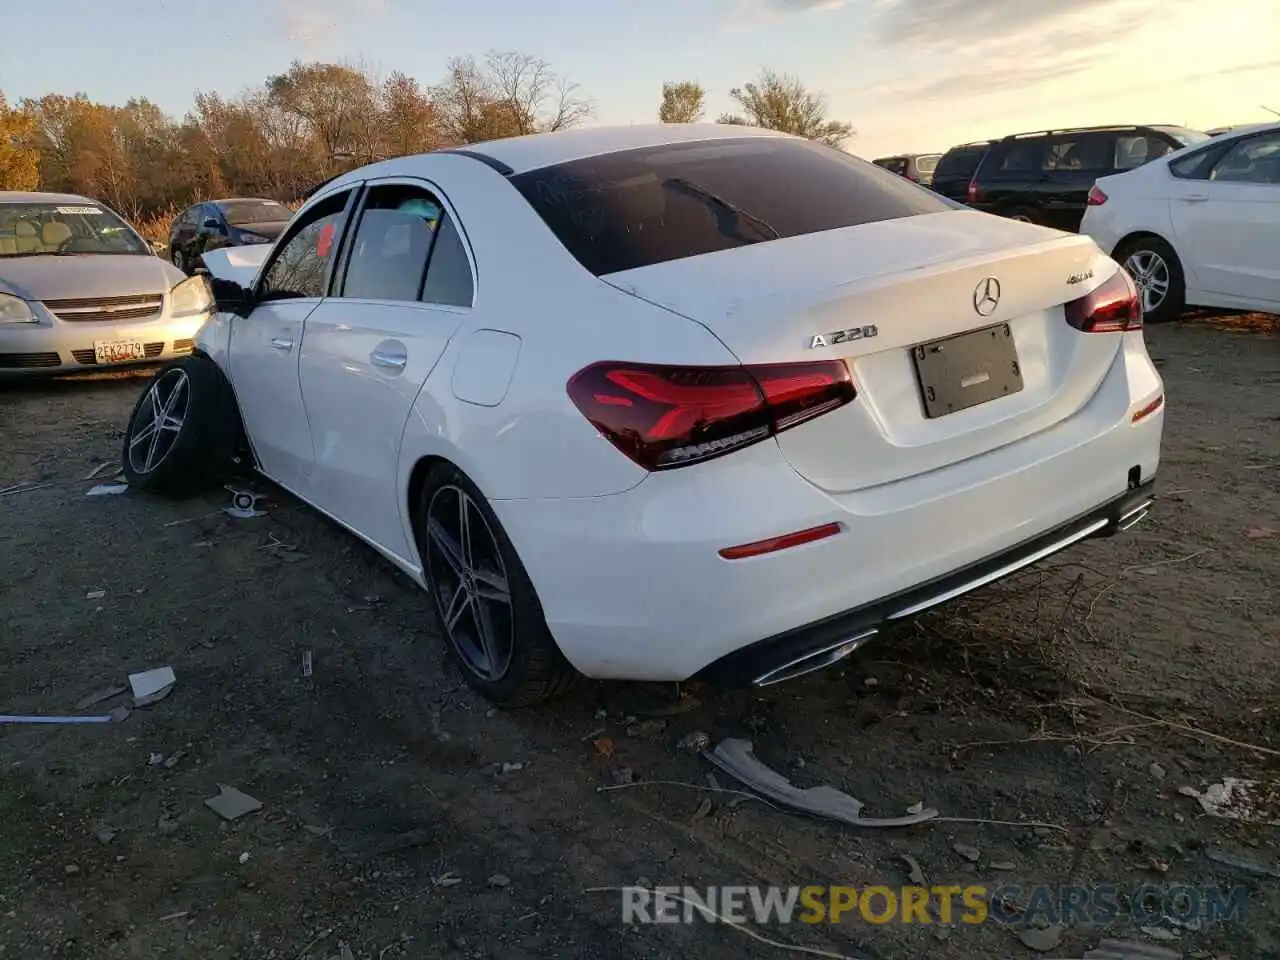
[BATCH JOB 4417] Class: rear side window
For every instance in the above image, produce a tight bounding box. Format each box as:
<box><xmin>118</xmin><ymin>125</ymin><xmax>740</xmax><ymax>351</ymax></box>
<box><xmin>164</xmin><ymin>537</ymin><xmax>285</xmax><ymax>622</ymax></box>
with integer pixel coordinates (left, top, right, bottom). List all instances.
<box><xmin>1042</xmin><ymin>134</ymin><xmax>1112</xmax><ymax>172</ymax></box>
<box><xmin>997</xmin><ymin>140</ymin><xmax>1048</xmax><ymax>173</ymax></box>
<box><xmin>914</xmin><ymin>155</ymin><xmax>940</xmax><ymax>175</ymax></box>
<box><xmin>509</xmin><ymin>137</ymin><xmax>951</xmax><ymax>276</ymax></box>
<box><xmin>934</xmin><ymin>146</ymin><xmax>987</xmax><ymax>180</ymax></box>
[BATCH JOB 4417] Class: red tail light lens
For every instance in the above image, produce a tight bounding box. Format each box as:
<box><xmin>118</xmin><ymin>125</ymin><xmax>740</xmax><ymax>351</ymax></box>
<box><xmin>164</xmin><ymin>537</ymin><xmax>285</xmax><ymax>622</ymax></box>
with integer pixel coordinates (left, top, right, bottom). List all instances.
<box><xmin>965</xmin><ymin>180</ymin><xmax>978</xmax><ymax>203</ymax></box>
<box><xmin>567</xmin><ymin>360</ymin><xmax>856</xmax><ymax>471</ymax></box>
<box><xmin>1064</xmin><ymin>269</ymin><xmax>1142</xmax><ymax>333</ymax></box>
<box><xmin>1087</xmin><ymin>185</ymin><xmax>1108</xmax><ymax>206</ymax></box>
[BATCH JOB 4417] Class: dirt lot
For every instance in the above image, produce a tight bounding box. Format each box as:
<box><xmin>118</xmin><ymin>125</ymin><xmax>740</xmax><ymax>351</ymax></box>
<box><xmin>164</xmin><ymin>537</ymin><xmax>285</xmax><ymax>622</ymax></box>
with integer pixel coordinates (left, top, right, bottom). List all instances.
<box><xmin>1</xmin><ymin>317</ymin><xmax>1277</xmax><ymax>960</ymax></box>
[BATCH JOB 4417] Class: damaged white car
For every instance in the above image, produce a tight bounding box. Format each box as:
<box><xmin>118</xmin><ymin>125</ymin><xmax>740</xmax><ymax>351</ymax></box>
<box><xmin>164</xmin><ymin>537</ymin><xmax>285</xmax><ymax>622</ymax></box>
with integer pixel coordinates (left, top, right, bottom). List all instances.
<box><xmin>119</xmin><ymin>124</ymin><xmax>1164</xmax><ymax>706</ymax></box>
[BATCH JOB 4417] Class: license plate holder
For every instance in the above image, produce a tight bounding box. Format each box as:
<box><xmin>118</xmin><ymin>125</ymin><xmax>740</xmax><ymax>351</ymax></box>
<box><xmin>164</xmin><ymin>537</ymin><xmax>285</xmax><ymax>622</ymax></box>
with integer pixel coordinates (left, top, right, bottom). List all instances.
<box><xmin>911</xmin><ymin>322</ymin><xmax>1023</xmax><ymax>419</ymax></box>
<box><xmin>93</xmin><ymin>339</ymin><xmax>147</xmax><ymax>364</ymax></box>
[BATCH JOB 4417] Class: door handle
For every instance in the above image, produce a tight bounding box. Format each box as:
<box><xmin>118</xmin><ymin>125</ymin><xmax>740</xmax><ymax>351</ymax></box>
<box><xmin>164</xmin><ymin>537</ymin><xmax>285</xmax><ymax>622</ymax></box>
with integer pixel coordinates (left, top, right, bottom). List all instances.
<box><xmin>270</xmin><ymin>336</ymin><xmax>293</xmax><ymax>350</ymax></box>
<box><xmin>371</xmin><ymin>349</ymin><xmax>407</xmax><ymax>370</ymax></box>
<box><xmin>1182</xmin><ymin>194</ymin><xmax>1210</xmax><ymax>203</ymax></box>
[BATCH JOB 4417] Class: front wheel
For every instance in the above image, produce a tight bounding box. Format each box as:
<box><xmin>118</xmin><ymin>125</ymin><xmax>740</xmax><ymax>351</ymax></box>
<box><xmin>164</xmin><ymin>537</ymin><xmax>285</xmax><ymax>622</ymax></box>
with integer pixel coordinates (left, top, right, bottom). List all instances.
<box><xmin>120</xmin><ymin>355</ymin><xmax>240</xmax><ymax>498</ymax></box>
<box><xmin>1114</xmin><ymin>236</ymin><xmax>1185</xmax><ymax>324</ymax></box>
<box><xmin>414</xmin><ymin>464</ymin><xmax>577</xmax><ymax>707</ymax></box>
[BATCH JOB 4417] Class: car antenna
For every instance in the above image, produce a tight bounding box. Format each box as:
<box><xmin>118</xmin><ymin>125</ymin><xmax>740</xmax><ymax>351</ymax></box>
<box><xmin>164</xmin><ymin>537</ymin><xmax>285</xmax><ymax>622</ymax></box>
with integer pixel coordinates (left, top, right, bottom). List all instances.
<box><xmin>1261</xmin><ymin>104</ymin><xmax>1280</xmax><ymax>118</ymax></box>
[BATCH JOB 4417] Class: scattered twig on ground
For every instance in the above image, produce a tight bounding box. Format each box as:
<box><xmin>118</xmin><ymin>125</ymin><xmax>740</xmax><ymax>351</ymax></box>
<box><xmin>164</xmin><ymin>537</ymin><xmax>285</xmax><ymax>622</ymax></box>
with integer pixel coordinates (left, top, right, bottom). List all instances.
<box><xmin>1080</xmin><ymin>695</ymin><xmax>1280</xmax><ymax>760</ymax></box>
<box><xmin>0</xmin><ymin>481</ymin><xmax>51</xmax><ymax>497</ymax></box>
<box><xmin>583</xmin><ymin>887</ymin><xmax>860</xmax><ymax>959</ymax></box>
<box><xmin>1084</xmin><ymin>548</ymin><xmax>1214</xmax><ymax>641</ymax></box>
<box><xmin>929</xmin><ymin>816</ymin><xmax>1070</xmax><ymax>834</ymax></box>
<box><xmin>951</xmin><ymin>721</ymin><xmax>1164</xmax><ymax>757</ymax></box>
<box><xmin>596</xmin><ymin>779</ymin><xmax>776</xmax><ymax>808</ymax></box>
<box><xmin>293</xmin><ymin>926</ymin><xmax>334</xmax><ymax>959</ymax></box>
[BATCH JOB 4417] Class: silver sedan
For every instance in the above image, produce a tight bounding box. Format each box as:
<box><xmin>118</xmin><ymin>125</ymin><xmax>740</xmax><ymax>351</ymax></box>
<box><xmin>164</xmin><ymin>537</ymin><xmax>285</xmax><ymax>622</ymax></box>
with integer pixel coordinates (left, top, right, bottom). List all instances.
<box><xmin>0</xmin><ymin>192</ymin><xmax>212</xmax><ymax>377</ymax></box>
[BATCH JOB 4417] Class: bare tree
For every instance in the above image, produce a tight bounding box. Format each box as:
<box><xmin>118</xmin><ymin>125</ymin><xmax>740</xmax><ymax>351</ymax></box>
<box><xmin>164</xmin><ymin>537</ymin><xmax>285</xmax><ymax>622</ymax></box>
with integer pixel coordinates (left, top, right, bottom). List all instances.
<box><xmin>432</xmin><ymin>51</ymin><xmax>593</xmax><ymax>144</ymax></box>
<box><xmin>718</xmin><ymin>69</ymin><xmax>853</xmax><ymax>147</ymax></box>
<box><xmin>658</xmin><ymin>81</ymin><xmax>706</xmax><ymax>124</ymax></box>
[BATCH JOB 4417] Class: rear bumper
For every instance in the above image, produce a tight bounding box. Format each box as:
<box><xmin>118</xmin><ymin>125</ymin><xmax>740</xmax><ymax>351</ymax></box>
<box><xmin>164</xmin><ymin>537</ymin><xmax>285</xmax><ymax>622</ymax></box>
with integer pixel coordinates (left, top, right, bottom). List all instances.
<box><xmin>697</xmin><ymin>478</ymin><xmax>1154</xmax><ymax>687</ymax></box>
<box><xmin>493</xmin><ymin>333</ymin><xmax>1163</xmax><ymax>684</ymax></box>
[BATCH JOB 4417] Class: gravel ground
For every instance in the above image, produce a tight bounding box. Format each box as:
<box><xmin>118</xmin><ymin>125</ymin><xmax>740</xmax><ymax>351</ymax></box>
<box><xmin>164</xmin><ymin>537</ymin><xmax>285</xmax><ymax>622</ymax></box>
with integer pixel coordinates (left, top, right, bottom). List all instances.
<box><xmin>1</xmin><ymin>316</ymin><xmax>1277</xmax><ymax>960</ymax></box>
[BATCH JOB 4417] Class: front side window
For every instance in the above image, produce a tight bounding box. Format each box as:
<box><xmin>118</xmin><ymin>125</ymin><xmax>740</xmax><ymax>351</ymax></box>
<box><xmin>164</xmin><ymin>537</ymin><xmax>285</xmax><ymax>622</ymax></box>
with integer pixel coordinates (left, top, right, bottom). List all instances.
<box><xmin>258</xmin><ymin>190</ymin><xmax>350</xmax><ymax>301</ymax></box>
<box><xmin>1210</xmin><ymin>133</ymin><xmax>1280</xmax><ymax>185</ymax></box>
<box><xmin>509</xmin><ymin>136</ymin><xmax>951</xmax><ymax>276</ymax></box>
<box><xmin>0</xmin><ymin>201</ymin><xmax>149</xmax><ymax>257</ymax></box>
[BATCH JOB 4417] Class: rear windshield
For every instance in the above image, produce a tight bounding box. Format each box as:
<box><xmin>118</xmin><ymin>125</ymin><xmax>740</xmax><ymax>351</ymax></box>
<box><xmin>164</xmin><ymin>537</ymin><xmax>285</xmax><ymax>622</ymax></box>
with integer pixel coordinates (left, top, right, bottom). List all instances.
<box><xmin>914</xmin><ymin>154</ymin><xmax>941</xmax><ymax>174</ymax></box>
<box><xmin>509</xmin><ymin>137</ymin><xmax>952</xmax><ymax>276</ymax></box>
<box><xmin>934</xmin><ymin>146</ymin><xmax>988</xmax><ymax>180</ymax></box>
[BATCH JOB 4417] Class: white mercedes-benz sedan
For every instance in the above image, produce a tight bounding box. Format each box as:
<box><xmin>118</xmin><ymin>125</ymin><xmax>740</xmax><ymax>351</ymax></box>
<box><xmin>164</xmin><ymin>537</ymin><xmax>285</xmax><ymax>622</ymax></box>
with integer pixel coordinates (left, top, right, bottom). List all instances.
<box><xmin>118</xmin><ymin>124</ymin><xmax>1164</xmax><ymax>706</ymax></box>
<box><xmin>1081</xmin><ymin>121</ymin><xmax>1280</xmax><ymax>323</ymax></box>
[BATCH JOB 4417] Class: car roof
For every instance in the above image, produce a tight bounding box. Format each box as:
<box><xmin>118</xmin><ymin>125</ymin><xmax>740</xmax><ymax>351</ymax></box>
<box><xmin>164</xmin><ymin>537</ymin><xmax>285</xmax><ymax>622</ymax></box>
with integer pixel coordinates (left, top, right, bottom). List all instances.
<box><xmin>0</xmin><ymin>191</ymin><xmax>98</xmax><ymax>204</ymax></box>
<box><xmin>210</xmin><ymin>197</ymin><xmax>288</xmax><ymax>206</ymax></box>
<box><xmin>327</xmin><ymin>124</ymin><xmax>796</xmax><ymax>187</ymax></box>
<box><xmin>454</xmin><ymin>123</ymin><xmax>794</xmax><ymax>174</ymax></box>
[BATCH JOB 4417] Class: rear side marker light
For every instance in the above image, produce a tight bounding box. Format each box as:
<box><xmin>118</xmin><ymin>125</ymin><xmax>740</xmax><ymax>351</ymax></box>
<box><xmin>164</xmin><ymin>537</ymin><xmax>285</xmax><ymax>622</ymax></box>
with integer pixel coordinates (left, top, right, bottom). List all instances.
<box><xmin>719</xmin><ymin>522</ymin><xmax>842</xmax><ymax>560</ymax></box>
<box><xmin>965</xmin><ymin>179</ymin><xmax>978</xmax><ymax>203</ymax></box>
<box><xmin>1065</xmin><ymin>269</ymin><xmax>1143</xmax><ymax>333</ymax></box>
<box><xmin>1087</xmin><ymin>185</ymin><xmax>1108</xmax><ymax>206</ymax></box>
<box><xmin>1131</xmin><ymin>394</ymin><xmax>1164</xmax><ymax>423</ymax></box>
<box><xmin>567</xmin><ymin>359</ymin><xmax>856</xmax><ymax>471</ymax></box>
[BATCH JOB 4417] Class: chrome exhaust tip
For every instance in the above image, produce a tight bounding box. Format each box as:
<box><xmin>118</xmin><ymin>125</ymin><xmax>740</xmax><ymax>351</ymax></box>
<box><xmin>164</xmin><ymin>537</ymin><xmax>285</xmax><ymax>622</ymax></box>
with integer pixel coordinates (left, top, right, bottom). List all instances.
<box><xmin>1118</xmin><ymin>499</ymin><xmax>1153</xmax><ymax>532</ymax></box>
<box><xmin>753</xmin><ymin>629</ymin><xmax>879</xmax><ymax>687</ymax></box>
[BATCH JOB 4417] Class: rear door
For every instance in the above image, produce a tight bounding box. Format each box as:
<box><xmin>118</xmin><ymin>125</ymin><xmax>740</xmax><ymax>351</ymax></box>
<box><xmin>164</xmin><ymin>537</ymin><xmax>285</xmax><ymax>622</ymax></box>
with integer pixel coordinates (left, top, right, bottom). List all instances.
<box><xmin>229</xmin><ymin>187</ymin><xmax>358</xmax><ymax>492</ymax></box>
<box><xmin>976</xmin><ymin>138</ymin><xmax>1050</xmax><ymax>217</ymax></box>
<box><xmin>1038</xmin><ymin>132</ymin><xmax>1115</xmax><ymax>232</ymax></box>
<box><xmin>1170</xmin><ymin>130</ymin><xmax>1280</xmax><ymax>307</ymax></box>
<box><xmin>298</xmin><ymin>178</ymin><xmax>475</xmax><ymax>560</ymax></box>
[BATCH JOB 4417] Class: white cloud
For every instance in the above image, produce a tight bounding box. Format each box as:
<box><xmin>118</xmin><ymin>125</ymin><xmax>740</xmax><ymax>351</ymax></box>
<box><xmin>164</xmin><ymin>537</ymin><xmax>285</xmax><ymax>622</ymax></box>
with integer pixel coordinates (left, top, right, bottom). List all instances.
<box><xmin>271</xmin><ymin>0</ymin><xmax>387</xmax><ymax>47</ymax></box>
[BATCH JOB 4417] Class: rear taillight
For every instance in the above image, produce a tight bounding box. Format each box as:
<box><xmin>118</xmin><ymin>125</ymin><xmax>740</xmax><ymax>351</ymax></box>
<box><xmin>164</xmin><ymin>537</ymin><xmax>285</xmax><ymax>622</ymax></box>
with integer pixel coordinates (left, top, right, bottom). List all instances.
<box><xmin>1064</xmin><ymin>269</ymin><xmax>1142</xmax><ymax>333</ymax></box>
<box><xmin>1087</xmin><ymin>185</ymin><xmax>1108</xmax><ymax>206</ymax></box>
<box><xmin>965</xmin><ymin>179</ymin><xmax>978</xmax><ymax>203</ymax></box>
<box><xmin>566</xmin><ymin>360</ymin><xmax>856</xmax><ymax>471</ymax></box>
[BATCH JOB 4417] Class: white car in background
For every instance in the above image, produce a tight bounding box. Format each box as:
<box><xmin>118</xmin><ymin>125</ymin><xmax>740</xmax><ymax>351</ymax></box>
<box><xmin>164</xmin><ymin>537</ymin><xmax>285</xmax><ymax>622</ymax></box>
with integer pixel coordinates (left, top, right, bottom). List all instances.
<box><xmin>1081</xmin><ymin>121</ymin><xmax>1280</xmax><ymax>323</ymax></box>
<box><xmin>117</xmin><ymin>124</ymin><xmax>1164</xmax><ymax>706</ymax></box>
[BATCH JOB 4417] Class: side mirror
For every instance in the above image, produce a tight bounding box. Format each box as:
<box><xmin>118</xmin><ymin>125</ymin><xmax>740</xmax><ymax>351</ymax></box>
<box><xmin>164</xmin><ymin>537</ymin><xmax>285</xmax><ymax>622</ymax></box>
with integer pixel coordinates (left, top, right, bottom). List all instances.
<box><xmin>206</xmin><ymin>274</ymin><xmax>253</xmax><ymax>316</ymax></box>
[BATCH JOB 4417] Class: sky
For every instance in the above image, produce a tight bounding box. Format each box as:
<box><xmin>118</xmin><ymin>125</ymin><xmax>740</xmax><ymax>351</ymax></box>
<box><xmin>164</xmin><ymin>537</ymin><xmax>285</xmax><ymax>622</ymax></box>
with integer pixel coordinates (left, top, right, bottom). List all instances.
<box><xmin>3</xmin><ymin>0</ymin><xmax>1279</xmax><ymax>159</ymax></box>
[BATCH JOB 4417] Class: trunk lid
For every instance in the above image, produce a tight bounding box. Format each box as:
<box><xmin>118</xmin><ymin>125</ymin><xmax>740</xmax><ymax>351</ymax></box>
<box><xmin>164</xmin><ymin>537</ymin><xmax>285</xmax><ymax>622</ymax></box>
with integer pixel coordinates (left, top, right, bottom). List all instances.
<box><xmin>602</xmin><ymin>209</ymin><xmax>1121</xmax><ymax>494</ymax></box>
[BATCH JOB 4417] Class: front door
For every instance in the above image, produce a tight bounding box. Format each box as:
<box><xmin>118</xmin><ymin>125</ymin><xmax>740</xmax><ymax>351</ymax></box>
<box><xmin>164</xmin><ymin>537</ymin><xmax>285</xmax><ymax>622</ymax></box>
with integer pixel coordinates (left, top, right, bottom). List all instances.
<box><xmin>298</xmin><ymin>178</ymin><xmax>476</xmax><ymax>561</ymax></box>
<box><xmin>228</xmin><ymin>187</ymin><xmax>358</xmax><ymax>493</ymax></box>
<box><xmin>1170</xmin><ymin>130</ymin><xmax>1280</xmax><ymax>308</ymax></box>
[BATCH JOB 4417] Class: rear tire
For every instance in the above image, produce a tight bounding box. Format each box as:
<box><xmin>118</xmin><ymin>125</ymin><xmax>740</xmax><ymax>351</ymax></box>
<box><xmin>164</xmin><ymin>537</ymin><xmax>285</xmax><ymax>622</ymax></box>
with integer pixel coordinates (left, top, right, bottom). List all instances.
<box><xmin>414</xmin><ymin>463</ymin><xmax>577</xmax><ymax>708</ymax></box>
<box><xmin>1004</xmin><ymin>206</ymin><xmax>1041</xmax><ymax>225</ymax></box>
<box><xmin>1113</xmin><ymin>235</ymin><xmax>1185</xmax><ymax>324</ymax></box>
<box><xmin>120</xmin><ymin>355</ymin><xmax>240</xmax><ymax>498</ymax></box>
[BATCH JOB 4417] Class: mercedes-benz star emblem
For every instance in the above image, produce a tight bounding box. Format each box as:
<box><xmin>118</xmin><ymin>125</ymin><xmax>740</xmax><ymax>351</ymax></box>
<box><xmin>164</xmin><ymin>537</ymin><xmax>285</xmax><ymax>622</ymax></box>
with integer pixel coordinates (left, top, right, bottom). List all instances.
<box><xmin>973</xmin><ymin>277</ymin><xmax>1001</xmax><ymax>317</ymax></box>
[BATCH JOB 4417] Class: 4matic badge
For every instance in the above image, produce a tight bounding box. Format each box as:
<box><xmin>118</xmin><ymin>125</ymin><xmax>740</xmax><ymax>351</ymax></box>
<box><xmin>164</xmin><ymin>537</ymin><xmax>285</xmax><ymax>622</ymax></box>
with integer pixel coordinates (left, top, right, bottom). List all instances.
<box><xmin>806</xmin><ymin>325</ymin><xmax>879</xmax><ymax>349</ymax></box>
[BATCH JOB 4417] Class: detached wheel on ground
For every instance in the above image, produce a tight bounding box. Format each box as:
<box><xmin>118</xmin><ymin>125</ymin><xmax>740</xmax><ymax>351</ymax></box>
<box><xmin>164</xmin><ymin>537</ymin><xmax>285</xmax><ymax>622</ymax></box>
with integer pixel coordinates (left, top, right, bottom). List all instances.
<box><xmin>414</xmin><ymin>463</ymin><xmax>577</xmax><ymax>707</ymax></box>
<box><xmin>120</xmin><ymin>355</ymin><xmax>240</xmax><ymax>497</ymax></box>
<box><xmin>1114</xmin><ymin>235</ymin><xmax>1185</xmax><ymax>324</ymax></box>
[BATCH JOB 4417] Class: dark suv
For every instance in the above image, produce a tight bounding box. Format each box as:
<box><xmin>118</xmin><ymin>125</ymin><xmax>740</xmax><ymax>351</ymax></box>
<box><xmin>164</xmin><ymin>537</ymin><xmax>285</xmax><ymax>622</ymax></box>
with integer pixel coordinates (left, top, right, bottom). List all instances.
<box><xmin>933</xmin><ymin>125</ymin><xmax>1210</xmax><ymax>231</ymax></box>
